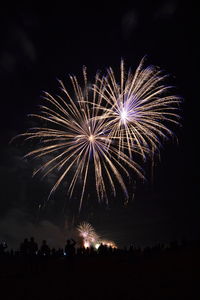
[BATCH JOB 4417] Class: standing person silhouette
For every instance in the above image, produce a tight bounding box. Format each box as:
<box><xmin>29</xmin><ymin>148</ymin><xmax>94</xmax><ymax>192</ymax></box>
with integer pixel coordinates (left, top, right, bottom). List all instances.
<box><xmin>29</xmin><ymin>237</ymin><xmax>38</xmax><ymax>256</ymax></box>
<box><xmin>65</xmin><ymin>239</ymin><xmax>76</xmax><ymax>257</ymax></box>
<box><xmin>40</xmin><ymin>240</ymin><xmax>50</xmax><ymax>257</ymax></box>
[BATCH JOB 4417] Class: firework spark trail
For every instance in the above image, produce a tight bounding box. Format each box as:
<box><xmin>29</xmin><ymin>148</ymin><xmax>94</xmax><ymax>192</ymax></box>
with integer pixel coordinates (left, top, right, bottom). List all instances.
<box><xmin>92</xmin><ymin>57</ymin><xmax>182</xmax><ymax>160</ymax></box>
<box><xmin>15</xmin><ymin>68</ymin><xmax>144</xmax><ymax>210</ymax></box>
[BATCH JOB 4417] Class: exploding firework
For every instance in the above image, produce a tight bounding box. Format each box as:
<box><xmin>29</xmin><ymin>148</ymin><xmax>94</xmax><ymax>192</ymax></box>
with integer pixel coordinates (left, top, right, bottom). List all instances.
<box><xmin>15</xmin><ymin>67</ymin><xmax>144</xmax><ymax>209</ymax></box>
<box><xmin>13</xmin><ymin>58</ymin><xmax>181</xmax><ymax>209</ymax></box>
<box><xmin>77</xmin><ymin>222</ymin><xmax>99</xmax><ymax>247</ymax></box>
<box><xmin>77</xmin><ymin>222</ymin><xmax>118</xmax><ymax>249</ymax></box>
<box><xmin>93</xmin><ymin>57</ymin><xmax>182</xmax><ymax>159</ymax></box>
<box><xmin>77</xmin><ymin>222</ymin><xmax>117</xmax><ymax>249</ymax></box>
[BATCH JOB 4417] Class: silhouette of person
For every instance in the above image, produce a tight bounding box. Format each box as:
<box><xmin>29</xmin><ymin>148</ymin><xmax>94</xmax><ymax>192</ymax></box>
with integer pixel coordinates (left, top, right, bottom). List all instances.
<box><xmin>29</xmin><ymin>237</ymin><xmax>38</xmax><ymax>256</ymax></box>
<box><xmin>40</xmin><ymin>240</ymin><xmax>50</xmax><ymax>257</ymax></box>
<box><xmin>98</xmin><ymin>243</ymin><xmax>107</xmax><ymax>255</ymax></box>
<box><xmin>65</xmin><ymin>239</ymin><xmax>76</xmax><ymax>257</ymax></box>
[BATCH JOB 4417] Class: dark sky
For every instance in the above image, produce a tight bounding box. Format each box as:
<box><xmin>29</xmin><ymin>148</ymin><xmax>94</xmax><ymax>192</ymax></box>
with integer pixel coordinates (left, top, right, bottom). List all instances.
<box><xmin>0</xmin><ymin>1</ymin><xmax>199</xmax><ymax>249</ymax></box>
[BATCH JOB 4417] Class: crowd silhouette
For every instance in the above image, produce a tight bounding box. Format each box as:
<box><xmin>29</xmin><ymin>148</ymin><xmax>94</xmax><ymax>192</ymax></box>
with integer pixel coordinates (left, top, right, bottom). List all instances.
<box><xmin>0</xmin><ymin>237</ymin><xmax>199</xmax><ymax>299</ymax></box>
<box><xmin>0</xmin><ymin>237</ymin><xmax>200</xmax><ymax>260</ymax></box>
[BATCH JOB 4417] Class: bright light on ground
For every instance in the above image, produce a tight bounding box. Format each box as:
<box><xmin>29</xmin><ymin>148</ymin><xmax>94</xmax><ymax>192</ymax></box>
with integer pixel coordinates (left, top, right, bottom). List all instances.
<box><xmin>84</xmin><ymin>241</ymin><xmax>90</xmax><ymax>248</ymax></box>
<box><xmin>95</xmin><ymin>243</ymin><xmax>100</xmax><ymax>249</ymax></box>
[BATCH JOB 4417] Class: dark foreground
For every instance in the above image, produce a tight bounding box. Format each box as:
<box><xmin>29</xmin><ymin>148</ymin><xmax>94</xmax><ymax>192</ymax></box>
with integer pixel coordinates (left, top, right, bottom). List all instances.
<box><xmin>0</xmin><ymin>243</ymin><xmax>200</xmax><ymax>300</ymax></box>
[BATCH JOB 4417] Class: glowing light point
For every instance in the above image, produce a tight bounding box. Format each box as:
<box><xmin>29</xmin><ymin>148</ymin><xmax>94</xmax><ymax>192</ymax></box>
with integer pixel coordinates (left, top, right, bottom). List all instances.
<box><xmin>88</xmin><ymin>135</ymin><xmax>94</xmax><ymax>142</ymax></box>
<box><xmin>120</xmin><ymin>108</ymin><xmax>128</xmax><ymax>123</ymax></box>
<box><xmin>95</xmin><ymin>243</ymin><xmax>100</xmax><ymax>249</ymax></box>
<box><xmin>84</xmin><ymin>241</ymin><xmax>90</xmax><ymax>248</ymax></box>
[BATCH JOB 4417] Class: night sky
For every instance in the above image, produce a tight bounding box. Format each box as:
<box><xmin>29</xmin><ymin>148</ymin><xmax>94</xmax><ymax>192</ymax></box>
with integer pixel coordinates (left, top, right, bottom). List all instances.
<box><xmin>0</xmin><ymin>1</ymin><xmax>199</xmax><ymax>249</ymax></box>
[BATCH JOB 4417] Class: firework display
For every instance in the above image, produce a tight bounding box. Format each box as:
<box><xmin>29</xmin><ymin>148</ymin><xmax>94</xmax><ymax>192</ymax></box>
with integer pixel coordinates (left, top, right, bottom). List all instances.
<box><xmin>15</xmin><ymin>58</ymin><xmax>181</xmax><ymax>208</ymax></box>
<box><xmin>77</xmin><ymin>222</ymin><xmax>99</xmax><ymax>248</ymax></box>
<box><xmin>93</xmin><ymin>57</ymin><xmax>181</xmax><ymax>159</ymax></box>
<box><xmin>77</xmin><ymin>222</ymin><xmax>117</xmax><ymax>249</ymax></box>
